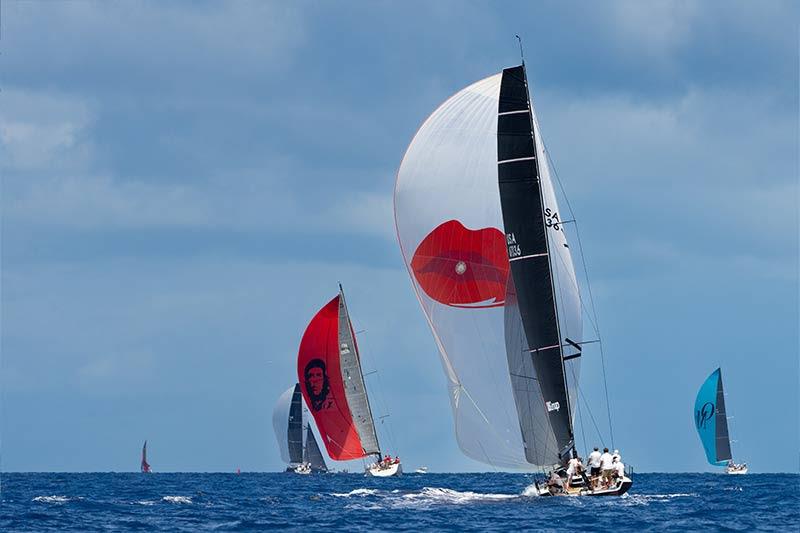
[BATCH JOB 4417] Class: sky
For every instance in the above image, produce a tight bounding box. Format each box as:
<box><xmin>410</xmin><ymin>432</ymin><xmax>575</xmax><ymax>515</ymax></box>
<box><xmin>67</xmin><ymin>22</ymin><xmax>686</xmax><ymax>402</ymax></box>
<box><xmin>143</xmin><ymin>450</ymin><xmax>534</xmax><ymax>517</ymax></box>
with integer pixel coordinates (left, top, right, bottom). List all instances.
<box><xmin>1</xmin><ymin>1</ymin><xmax>797</xmax><ymax>473</ymax></box>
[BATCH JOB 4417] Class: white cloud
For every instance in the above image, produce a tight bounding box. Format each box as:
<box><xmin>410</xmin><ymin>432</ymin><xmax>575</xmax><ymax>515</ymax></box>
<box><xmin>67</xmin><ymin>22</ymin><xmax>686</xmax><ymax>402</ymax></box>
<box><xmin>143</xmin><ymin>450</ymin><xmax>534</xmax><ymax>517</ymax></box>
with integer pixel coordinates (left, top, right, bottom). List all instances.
<box><xmin>0</xmin><ymin>89</ymin><xmax>92</xmax><ymax>171</ymax></box>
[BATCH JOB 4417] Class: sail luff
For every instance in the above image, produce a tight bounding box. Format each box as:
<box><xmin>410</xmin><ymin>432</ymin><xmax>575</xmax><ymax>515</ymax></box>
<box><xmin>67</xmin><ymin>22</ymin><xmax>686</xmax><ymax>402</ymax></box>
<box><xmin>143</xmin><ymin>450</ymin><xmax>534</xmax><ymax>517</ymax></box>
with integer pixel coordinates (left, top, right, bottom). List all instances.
<box><xmin>337</xmin><ymin>285</ymin><xmax>381</xmax><ymax>457</ymax></box>
<box><xmin>497</xmin><ymin>64</ymin><xmax>574</xmax><ymax>465</ymax></box>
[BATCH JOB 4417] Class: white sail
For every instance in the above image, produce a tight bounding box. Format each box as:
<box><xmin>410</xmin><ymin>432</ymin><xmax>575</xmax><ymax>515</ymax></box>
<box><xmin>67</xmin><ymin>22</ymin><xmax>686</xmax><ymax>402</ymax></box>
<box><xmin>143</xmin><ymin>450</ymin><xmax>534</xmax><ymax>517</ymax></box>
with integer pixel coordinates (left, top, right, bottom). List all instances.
<box><xmin>394</xmin><ymin>70</ymin><xmax>582</xmax><ymax>469</ymax></box>
<box><xmin>532</xmin><ymin>103</ymin><xmax>582</xmax><ymax>420</ymax></box>
<box><xmin>395</xmin><ymin>74</ymin><xmax>528</xmax><ymax>468</ymax></box>
<box><xmin>272</xmin><ymin>385</ymin><xmax>295</xmax><ymax>464</ymax></box>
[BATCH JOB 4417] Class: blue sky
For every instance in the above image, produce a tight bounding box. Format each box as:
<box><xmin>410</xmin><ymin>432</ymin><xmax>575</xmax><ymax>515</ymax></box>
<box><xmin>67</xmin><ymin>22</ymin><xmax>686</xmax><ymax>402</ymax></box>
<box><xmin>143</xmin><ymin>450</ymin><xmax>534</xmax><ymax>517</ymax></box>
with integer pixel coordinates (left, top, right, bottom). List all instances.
<box><xmin>1</xmin><ymin>1</ymin><xmax>797</xmax><ymax>473</ymax></box>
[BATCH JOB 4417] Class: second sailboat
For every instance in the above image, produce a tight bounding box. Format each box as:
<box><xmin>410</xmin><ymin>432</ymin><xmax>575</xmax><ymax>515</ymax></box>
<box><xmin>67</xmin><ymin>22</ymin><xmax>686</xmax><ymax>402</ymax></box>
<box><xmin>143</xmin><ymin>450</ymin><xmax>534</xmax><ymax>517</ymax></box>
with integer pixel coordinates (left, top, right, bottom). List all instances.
<box><xmin>297</xmin><ymin>285</ymin><xmax>401</xmax><ymax>477</ymax></box>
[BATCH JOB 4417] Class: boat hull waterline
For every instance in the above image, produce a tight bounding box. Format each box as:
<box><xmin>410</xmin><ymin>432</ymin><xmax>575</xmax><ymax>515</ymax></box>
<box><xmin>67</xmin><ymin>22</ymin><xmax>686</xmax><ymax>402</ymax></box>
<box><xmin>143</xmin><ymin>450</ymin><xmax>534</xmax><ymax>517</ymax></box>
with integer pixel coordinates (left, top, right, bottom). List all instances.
<box><xmin>366</xmin><ymin>462</ymin><xmax>402</xmax><ymax>477</ymax></box>
<box><xmin>535</xmin><ymin>476</ymin><xmax>633</xmax><ymax>497</ymax></box>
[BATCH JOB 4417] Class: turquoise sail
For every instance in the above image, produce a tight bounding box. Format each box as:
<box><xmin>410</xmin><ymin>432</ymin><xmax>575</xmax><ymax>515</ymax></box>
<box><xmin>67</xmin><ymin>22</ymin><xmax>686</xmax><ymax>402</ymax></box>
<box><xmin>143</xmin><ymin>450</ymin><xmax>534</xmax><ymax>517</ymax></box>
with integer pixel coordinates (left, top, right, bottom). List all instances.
<box><xmin>694</xmin><ymin>368</ymin><xmax>732</xmax><ymax>466</ymax></box>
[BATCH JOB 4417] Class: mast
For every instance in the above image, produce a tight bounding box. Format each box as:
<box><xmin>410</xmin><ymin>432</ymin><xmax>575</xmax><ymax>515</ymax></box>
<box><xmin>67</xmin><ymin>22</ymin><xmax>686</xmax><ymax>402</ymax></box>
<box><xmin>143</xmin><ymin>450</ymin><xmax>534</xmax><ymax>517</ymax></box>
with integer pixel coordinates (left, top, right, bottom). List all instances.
<box><xmin>497</xmin><ymin>63</ymin><xmax>574</xmax><ymax>465</ymax></box>
<box><xmin>338</xmin><ymin>283</ymin><xmax>382</xmax><ymax>459</ymax></box>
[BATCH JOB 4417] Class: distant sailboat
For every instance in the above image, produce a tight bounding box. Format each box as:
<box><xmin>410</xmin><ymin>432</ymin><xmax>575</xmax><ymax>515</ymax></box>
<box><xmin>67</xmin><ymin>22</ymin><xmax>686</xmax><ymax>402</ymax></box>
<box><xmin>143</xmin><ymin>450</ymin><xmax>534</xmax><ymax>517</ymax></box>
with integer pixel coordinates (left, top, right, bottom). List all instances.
<box><xmin>394</xmin><ymin>61</ymin><xmax>629</xmax><ymax>496</ymax></box>
<box><xmin>272</xmin><ymin>383</ymin><xmax>328</xmax><ymax>474</ymax></box>
<box><xmin>141</xmin><ymin>440</ymin><xmax>151</xmax><ymax>473</ymax></box>
<box><xmin>297</xmin><ymin>285</ymin><xmax>402</xmax><ymax>477</ymax></box>
<box><xmin>694</xmin><ymin>368</ymin><xmax>747</xmax><ymax>474</ymax></box>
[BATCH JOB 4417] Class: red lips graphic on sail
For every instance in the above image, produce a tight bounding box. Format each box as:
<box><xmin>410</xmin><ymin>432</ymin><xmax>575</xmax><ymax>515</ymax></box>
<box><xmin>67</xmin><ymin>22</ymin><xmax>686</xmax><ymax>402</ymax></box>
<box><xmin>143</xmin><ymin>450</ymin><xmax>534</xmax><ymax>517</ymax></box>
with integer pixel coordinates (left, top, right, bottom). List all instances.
<box><xmin>411</xmin><ymin>220</ymin><xmax>509</xmax><ymax>308</ymax></box>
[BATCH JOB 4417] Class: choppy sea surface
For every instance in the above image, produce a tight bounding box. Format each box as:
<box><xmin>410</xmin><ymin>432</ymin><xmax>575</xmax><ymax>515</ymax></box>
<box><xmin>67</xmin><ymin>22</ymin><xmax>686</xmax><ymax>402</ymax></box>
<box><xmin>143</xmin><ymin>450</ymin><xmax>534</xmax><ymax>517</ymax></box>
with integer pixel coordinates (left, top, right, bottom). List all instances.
<box><xmin>2</xmin><ymin>472</ymin><xmax>798</xmax><ymax>531</ymax></box>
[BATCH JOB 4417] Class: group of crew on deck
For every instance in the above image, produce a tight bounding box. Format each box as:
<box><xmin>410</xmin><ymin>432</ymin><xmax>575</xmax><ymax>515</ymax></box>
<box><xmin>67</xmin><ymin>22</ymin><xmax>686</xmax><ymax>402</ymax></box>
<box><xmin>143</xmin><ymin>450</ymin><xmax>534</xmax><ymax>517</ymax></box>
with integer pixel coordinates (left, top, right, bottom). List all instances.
<box><xmin>377</xmin><ymin>454</ymin><xmax>400</xmax><ymax>469</ymax></box>
<box><xmin>547</xmin><ymin>447</ymin><xmax>625</xmax><ymax>494</ymax></box>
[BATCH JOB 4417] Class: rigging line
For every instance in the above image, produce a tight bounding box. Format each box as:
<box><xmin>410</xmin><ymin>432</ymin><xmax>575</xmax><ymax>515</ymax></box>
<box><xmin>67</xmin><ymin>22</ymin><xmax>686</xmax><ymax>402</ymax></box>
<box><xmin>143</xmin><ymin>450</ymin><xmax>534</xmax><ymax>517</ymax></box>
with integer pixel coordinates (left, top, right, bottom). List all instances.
<box><xmin>567</xmin><ymin>355</ymin><xmax>588</xmax><ymax>456</ymax></box>
<box><xmin>575</xmin><ymin>378</ymin><xmax>607</xmax><ymax>447</ymax></box>
<box><xmin>576</xmin><ymin>389</ymin><xmax>588</xmax><ymax>457</ymax></box>
<box><xmin>541</xmin><ymin>142</ymin><xmax>602</xmax><ymax>337</ymax></box>
<box><xmin>543</xmin><ymin>142</ymin><xmax>615</xmax><ymax>449</ymax></box>
<box><xmin>357</xmin><ymin>329</ymin><xmax>399</xmax><ymax>454</ymax></box>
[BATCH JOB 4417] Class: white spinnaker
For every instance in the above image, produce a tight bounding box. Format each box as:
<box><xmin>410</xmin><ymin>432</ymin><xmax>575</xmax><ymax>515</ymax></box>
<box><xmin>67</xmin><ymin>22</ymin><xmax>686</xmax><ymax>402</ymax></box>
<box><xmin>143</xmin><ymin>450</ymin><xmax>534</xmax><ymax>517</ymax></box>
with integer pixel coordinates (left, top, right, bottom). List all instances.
<box><xmin>395</xmin><ymin>71</ymin><xmax>584</xmax><ymax>468</ymax></box>
<box><xmin>395</xmin><ymin>74</ymin><xmax>531</xmax><ymax>469</ymax></box>
<box><xmin>272</xmin><ymin>385</ymin><xmax>295</xmax><ymax>464</ymax></box>
<box><xmin>531</xmin><ymin>102</ymin><xmax>583</xmax><ymax>422</ymax></box>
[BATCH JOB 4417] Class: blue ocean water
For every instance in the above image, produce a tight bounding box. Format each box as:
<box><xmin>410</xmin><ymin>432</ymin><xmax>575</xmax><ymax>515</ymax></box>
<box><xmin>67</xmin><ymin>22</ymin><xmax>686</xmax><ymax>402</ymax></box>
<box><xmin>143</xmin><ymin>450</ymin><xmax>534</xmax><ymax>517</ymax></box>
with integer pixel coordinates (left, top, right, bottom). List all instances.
<box><xmin>1</xmin><ymin>472</ymin><xmax>798</xmax><ymax>531</ymax></box>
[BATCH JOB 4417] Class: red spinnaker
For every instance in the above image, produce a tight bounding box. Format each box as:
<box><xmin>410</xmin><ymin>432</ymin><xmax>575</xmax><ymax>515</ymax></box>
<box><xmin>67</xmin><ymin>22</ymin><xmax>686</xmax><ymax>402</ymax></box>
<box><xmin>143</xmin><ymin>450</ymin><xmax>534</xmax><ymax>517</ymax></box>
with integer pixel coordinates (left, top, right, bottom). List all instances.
<box><xmin>297</xmin><ymin>296</ymin><xmax>366</xmax><ymax>460</ymax></box>
<box><xmin>411</xmin><ymin>220</ymin><xmax>509</xmax><ymax>308</ymax></box>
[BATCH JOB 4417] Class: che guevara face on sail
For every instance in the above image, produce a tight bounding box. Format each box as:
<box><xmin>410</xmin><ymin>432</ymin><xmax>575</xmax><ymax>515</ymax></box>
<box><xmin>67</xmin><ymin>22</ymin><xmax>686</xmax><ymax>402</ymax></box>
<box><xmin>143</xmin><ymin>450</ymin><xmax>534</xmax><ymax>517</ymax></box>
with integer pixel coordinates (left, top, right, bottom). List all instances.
<box><xmin>304</xmin><ymin>358</ymin><xmax>334</xmax><ymax>411</ymax></box>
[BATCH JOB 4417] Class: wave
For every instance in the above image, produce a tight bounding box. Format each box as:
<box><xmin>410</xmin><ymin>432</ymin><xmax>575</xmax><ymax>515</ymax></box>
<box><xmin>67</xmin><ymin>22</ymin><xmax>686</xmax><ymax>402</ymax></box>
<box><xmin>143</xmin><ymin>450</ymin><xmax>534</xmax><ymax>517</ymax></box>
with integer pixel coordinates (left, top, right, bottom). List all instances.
<box><xmin>162</xmin><ymin>495</ymin><xmax>193</xmax><ymax>504</ymax></box>
<box><xmin>619</xmin><ymin>493</ymin><xmax>696</xmax><ymax>506</ymax></box>
<box><xmin>330</xmin><ymin>488</ymin><xmax>379</xmax><ymax>498</ymax></box>
<box><xmin>32</xmin><ymin>495</ymin><xmax>77</xmax><ymax>504</ymax></box>
<box><xmin>396</xmin><ymin>487</ymin><xmax>517</xmax><ymax>508</ymax></box>
<box><xmin>521</xmin><ymin>483</ymin><xmax>541</xmax><ymax>497</ymax></box>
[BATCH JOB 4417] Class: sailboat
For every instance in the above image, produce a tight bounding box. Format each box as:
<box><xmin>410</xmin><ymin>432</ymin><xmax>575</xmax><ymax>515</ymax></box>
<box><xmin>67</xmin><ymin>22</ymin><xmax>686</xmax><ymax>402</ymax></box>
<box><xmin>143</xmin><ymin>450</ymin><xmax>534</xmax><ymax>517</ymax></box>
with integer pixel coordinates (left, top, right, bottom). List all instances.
<box><xmin>272</xmin><ymin>383</ymin><xmax>329</xmax><ymax>474</ymax></box>
<box><xmin>141</xmin><ymin>440</ymin><xmax>151</xmax><ymax>473</ymax></box>
<box><xmin>297</xmin><ymin>284</ymin><xmax>402</xmax><ymax>477</ymax></box>
<box><xmin>694</xmin><ymin>368</ymin><xmax>747</xmax><ymax>474</ymax></box>
<box><xmin>394</xmin><ymin>61</ymin><xmax>630</xmax><ymax>496</ymax></box>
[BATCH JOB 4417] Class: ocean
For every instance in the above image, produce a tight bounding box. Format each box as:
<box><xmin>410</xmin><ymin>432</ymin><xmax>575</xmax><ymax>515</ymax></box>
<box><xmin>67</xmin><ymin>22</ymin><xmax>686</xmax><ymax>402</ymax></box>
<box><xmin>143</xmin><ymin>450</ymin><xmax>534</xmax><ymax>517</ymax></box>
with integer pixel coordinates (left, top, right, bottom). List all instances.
<box><xmin>2</xmin><ymin>472</ymin><xmax>798</xmax><ymax>531</ymax></box>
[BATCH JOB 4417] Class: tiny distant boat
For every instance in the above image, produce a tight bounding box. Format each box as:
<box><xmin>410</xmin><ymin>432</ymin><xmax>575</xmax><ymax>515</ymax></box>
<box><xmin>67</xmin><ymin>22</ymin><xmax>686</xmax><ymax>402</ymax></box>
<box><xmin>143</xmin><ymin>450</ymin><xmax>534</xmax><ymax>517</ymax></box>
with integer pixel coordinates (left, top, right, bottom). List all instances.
<box><xmin>272</xmin><ymin>383</ymin><xmax>329</xmax><ymax>474</ymax></box>
<box><xmin>695</xmin><ymin>368</ymin><xmax>747</xmax><ymax>474</ymax></box>
<box><xmin>297</xmin><ymin>284</ymin><xmax>402</xmax><ymax>477</ymax></box>
<box><xmin>395</xmin><ymin>58</ymin><xmax>630</xmax><ymax>497</ymax></box>
<box><xmin>141</xmin><ymin>440</ymin><xmax>151</xmax><ymax>473</ymax></box>
<box><xmin>414</xmin><ymin>467</ymin><xmax>428</xmax><ymax>474</ymax></box>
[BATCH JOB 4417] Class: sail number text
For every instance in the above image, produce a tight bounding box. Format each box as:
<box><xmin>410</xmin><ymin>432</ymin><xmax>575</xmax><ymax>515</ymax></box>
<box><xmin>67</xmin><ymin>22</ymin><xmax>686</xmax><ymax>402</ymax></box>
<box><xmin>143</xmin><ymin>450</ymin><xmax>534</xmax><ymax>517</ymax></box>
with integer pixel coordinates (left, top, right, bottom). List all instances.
<box><xmin>506</xmin><ymin>233</ymin><xmax>521</xmax><ymax>259</ymax></box>
<box><xmin>545</xmin><ymin>208</ymin><xmax>562</xmax><ymax>231</ymax></box>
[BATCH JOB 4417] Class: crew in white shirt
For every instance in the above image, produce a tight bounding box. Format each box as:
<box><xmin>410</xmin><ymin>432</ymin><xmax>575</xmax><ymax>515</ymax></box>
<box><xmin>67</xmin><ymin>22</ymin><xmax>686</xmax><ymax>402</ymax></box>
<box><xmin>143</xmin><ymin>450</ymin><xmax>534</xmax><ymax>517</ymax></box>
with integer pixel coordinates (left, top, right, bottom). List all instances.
<box><xmin>613</xmin><ymin>456</ymin><xmax>625</xmax><ymax>479</ymax></box>
<box><xmin>600</xmin><ymin>447</ymin><xmax>615</xmax><ymax>486</ymax></box>
<box><xmin>587</xmin><ymin>447</ymin><xmax>602</xmax><ymax>478</ymax></box>
<box><xmin>565</xmin><ymin>453</ymin><xmax>583</xmax><ymax>489</ymax></box>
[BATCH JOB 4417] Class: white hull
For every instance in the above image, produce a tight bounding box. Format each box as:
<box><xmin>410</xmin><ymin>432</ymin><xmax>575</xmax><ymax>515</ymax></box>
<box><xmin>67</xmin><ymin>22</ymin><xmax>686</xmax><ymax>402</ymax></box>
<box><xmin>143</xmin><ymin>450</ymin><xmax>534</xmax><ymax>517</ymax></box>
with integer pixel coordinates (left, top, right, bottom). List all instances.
<box><xmin>726</xmin><ymin>466</ymin><xmax>748</xmax><ymax>475</ymax></box>
<box><xmin>293</xmin><ymin>463</ymin><xmax>312</xmax><ymax>475</ymax></box>
<box><xmin>366</xmin><ymin>462</ymin><xmax>402</xmax><ymax>477</ymax></box>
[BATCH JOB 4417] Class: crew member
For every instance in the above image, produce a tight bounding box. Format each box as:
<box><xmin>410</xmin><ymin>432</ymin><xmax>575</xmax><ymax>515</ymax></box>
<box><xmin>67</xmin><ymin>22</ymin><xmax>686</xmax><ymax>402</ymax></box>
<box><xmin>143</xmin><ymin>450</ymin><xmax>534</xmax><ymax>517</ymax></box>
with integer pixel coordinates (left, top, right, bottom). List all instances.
<box><xmin>587</xmin><ymin>447</ymin><xmax>602</xmax><ymax>483</ymax></box>
<box><xmin>600</xmin><ymin>447</ymin><xmax>614</xmax><ymax>487</ymax></box>
<box><xmin>613</xmin><ymin>456</ymin><xmax>625</xmax><ymax>481</ymax></box>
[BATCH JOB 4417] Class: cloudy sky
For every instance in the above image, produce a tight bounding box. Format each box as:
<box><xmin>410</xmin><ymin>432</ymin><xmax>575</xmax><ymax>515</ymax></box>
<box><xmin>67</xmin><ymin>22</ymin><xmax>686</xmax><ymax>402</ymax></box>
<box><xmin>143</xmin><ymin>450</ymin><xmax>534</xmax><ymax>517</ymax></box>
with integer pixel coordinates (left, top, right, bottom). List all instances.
<box><xmin>2</xmin><ymin>1</ymin><xmax>797</xmax><ymax>473</ymax></box>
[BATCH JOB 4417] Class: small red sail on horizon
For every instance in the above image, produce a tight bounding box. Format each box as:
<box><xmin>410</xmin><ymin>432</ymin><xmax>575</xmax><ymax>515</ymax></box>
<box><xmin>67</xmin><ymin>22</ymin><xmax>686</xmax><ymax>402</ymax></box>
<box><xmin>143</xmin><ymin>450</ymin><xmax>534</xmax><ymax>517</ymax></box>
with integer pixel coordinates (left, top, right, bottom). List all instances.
<box><xmin>141</xmin><ymin>440</ymin><xmax>151</xmax><ymax>473</ymax></box>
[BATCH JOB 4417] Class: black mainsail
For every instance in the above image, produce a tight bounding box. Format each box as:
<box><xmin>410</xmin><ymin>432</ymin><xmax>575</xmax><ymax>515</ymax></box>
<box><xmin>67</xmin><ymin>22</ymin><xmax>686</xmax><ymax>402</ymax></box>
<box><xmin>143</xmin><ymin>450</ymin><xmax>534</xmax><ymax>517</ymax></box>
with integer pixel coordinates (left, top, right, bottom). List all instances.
<box><xmin>497</xmin><ymin>64</ymin><xmax>574</xmax><ymax>464</ymax></box>
<box><xmin>287</xmin><ymin>384</ymin><xmax>305</xmax><ymax>465</ymax></box>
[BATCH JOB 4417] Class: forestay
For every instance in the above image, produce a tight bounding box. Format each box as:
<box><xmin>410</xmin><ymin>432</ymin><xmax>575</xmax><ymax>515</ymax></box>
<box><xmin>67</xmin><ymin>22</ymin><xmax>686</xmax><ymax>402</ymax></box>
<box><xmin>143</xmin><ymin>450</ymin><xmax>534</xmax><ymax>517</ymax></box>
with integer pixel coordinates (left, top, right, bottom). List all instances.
<box><xmin>338</xmin><ymin>287</ymin><xmax>381</xmax><ymax>456</ymax></box>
